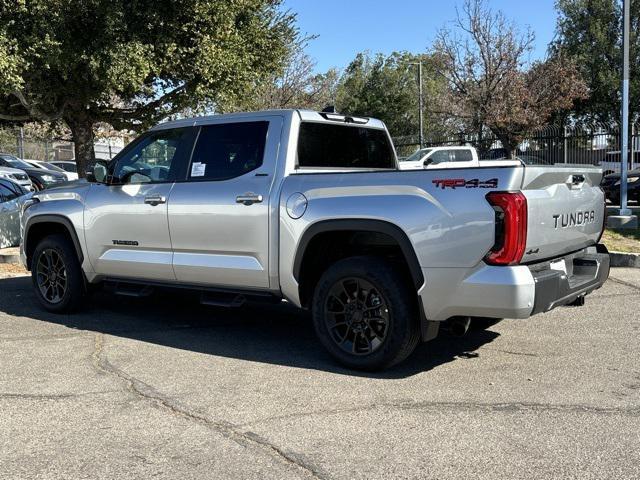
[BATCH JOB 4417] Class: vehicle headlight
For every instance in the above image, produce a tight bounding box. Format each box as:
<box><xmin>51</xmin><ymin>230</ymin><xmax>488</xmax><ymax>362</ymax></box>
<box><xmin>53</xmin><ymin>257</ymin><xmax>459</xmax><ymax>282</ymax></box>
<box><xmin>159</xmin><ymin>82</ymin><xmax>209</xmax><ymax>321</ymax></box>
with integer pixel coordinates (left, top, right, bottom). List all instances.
<box><xmin>628</xmin><ymin>177</ymin><xmax>639</xmax><ymax>183</ymax></box>
<box><xmin>615</xmin><ymin>180</ymin><xmax>620</xmax><ymax>186</ymax></box>
<box><xmin>41</xmin><ymin>175</ymin><xmax>55</xmax><ymax>182</ymax></box>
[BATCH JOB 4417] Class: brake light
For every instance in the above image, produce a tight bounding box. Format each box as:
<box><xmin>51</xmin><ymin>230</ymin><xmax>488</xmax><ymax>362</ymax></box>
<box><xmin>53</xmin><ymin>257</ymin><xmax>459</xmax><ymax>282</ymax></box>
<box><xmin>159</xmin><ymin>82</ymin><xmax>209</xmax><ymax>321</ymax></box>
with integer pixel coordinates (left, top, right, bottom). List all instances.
<box><xmin>485</xmin><ymin>192</ymin><xmax>528</xmax><ymax>265</ymax></box>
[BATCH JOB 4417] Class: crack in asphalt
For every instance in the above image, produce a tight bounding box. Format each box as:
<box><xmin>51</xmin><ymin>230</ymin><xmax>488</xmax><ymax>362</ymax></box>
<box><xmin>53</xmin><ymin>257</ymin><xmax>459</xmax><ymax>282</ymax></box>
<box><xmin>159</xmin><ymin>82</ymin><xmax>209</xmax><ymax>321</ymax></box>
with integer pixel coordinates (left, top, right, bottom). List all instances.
<box><xmin>608</xmin><ymin>276</ymin><xmax>640</xmax><ymax>292</ymax></box>
<box><xmin>0</xmin><ymin>390</ymin><xmax>119</xmax><ymax>400</ymax></box>
<box><xmin>238</xmin><ymin>399</ymin><xmax>640</xmax><ymax>429</ymax></box>
<box><xmin>91</xmin><ymin>333</ymin><xmax>328</xmax><ymax>480</ymax></box>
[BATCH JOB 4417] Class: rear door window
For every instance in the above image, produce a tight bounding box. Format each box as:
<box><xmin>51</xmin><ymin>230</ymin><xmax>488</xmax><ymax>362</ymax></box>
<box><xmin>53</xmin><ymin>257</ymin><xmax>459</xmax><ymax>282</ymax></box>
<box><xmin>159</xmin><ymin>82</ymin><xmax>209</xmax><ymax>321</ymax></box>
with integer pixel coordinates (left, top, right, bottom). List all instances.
<box><xmin>451</xmin><ymin>150</ymin><xmax>473</xmax><ymax>162</ymax></box>
<box><xmin>297</xmin><ymin>122</ymin><xmax>395</xmax><ymax>169</ymax></box>
<box><xmin>188</xmin><ymin>122</ymin><xmax>269</xmax><ymax>181</ymax></box>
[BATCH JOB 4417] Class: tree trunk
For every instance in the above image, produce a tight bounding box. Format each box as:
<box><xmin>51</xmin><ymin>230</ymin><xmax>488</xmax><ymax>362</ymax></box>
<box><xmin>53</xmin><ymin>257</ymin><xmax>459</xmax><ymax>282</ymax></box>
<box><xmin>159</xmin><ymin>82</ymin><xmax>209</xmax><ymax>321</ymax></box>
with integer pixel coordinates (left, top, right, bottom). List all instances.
<box><xmin>66</xmin><ymin>116</ymin><xmax>95</xmax><ymax>178</ymax></box>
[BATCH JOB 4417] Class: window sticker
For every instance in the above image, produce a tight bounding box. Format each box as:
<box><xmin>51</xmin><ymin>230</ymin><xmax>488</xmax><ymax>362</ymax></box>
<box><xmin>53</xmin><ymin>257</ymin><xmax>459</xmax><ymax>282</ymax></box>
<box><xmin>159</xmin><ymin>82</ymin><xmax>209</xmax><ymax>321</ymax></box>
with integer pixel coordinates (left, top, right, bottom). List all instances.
<box><xmin>191</xmin><ymin>162</ymin><xmax>206</xmax><ymax>177</ymax></box>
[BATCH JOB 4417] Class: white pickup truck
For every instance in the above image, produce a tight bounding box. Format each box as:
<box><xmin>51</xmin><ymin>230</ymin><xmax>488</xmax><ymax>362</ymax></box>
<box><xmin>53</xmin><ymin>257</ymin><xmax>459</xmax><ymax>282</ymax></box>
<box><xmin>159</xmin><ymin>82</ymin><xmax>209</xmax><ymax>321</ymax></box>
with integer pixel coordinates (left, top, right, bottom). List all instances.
<box><xmin>21</xmin><ymin>110</ymin><xmax>609</xmax><ymax>370</ymax></box>
<box><xmin>398</xmin><ymin>146</ymin><xmax>479</xmax><ymax>170</ymax></box>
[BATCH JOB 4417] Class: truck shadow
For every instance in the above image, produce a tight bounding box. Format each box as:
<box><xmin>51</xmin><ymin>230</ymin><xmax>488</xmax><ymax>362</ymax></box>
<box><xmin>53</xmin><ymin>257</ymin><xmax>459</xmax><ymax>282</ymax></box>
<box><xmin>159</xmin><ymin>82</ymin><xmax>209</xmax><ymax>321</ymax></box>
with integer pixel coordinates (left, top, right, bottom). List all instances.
<box><xmin>0</xmin><ymin>276</ymin><xmax>500</xmax><ymax>379</ymax></box>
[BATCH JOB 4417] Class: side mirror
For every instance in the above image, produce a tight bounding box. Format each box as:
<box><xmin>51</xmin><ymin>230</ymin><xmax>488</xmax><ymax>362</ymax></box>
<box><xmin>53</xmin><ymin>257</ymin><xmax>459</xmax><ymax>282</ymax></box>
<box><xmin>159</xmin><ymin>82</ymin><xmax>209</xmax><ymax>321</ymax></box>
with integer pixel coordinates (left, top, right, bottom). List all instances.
<box><xmin>92</xmin><ymin>161</ymin><xmax>108</xmax><ymax>183</ymax></box>
<box><xmin>423</xmin><ymin>158</ymin><xmax>433</xmax><ymax>166</ymax></box>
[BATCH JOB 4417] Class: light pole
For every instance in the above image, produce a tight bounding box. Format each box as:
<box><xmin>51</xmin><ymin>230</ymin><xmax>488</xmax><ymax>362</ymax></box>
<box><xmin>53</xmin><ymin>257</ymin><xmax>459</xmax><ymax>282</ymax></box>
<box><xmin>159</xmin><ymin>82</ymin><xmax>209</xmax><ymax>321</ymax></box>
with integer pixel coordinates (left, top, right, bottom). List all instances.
<box><xmin>608</xmin><ymin>0</ymin><xmax>638</xmax><ymax>228</ymax></box>
<box><xmin>409</xmin><ymin>62</ymin><xmax>424</xmax><ymax>149</ymax></box>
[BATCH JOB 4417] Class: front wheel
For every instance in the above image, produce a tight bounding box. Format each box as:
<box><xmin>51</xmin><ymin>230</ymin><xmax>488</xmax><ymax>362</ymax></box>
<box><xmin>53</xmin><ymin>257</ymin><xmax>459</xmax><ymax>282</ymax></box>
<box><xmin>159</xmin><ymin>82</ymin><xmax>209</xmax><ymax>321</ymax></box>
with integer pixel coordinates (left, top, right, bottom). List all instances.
<box><xmin>311</xmin><ymin>256</ymin><xmax>420</xmax><ymax>371</ymax></box>
<box><xmin>32</xmin><ymin>234</ymin><xmax>85</xmax><ymax>313</ymax></box>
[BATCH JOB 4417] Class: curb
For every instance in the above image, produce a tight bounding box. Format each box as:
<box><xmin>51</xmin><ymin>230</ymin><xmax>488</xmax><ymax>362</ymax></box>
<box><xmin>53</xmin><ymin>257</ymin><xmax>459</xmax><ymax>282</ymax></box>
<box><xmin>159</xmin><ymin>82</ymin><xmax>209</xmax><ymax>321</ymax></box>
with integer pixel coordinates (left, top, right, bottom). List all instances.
<box><xmin>0</xmin><ymin>253</ymin><xmax>20</xmax><ymax>264</ymax></box>
<box><xmin>610</xmin><ymin>251</ymin><xmax>640</xmax><ymax>268</ymax></box>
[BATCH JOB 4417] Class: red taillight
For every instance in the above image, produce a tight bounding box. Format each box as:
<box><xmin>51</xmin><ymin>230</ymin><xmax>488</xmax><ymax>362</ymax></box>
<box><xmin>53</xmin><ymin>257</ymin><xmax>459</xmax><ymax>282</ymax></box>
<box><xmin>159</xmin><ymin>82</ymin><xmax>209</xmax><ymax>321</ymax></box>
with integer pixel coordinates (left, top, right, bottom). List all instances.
<box><xmin>485</xmin><ymin>192</ymin><xmax>528</xmax><ymax>266</ymax></box>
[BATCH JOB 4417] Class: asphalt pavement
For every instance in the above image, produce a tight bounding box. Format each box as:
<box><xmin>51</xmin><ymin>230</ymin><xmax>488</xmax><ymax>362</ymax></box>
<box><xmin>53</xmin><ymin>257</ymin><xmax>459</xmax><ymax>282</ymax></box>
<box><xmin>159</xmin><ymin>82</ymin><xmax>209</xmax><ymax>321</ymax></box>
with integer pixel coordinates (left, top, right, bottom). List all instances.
<box><xmin>1</xmin><ymin>269</ymin><xmax>639</xmax><ymax>479</ymax></box>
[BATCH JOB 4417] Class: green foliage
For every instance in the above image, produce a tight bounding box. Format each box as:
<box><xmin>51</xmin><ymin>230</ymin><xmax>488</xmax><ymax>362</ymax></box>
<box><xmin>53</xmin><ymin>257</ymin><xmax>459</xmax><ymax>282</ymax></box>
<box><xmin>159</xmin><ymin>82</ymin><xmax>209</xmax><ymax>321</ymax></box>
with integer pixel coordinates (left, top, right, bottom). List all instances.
<box><xmin>553</xmin><ymin>0</ymin><xmax>640</xmax><ymax>123</ymax></box>
<box><xmin>335</xmin><ymin>51</ymin><xmax>448</xmax><ymax>139</ymax></box>
<box><xmin>0</xmin><ymin>0</ymin><xmax>297</xmax><ymax>171</ymax></box>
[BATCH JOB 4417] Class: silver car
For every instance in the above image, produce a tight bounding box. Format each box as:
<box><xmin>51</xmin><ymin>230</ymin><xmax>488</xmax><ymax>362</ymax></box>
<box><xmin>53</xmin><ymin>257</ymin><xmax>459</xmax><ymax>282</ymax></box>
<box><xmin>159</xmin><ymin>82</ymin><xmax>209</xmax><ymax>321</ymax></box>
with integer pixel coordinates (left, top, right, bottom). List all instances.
<box><xmin>0</xmin><ymin>177</ymin><xmax>32</xmax><ymax>248</ymax></box>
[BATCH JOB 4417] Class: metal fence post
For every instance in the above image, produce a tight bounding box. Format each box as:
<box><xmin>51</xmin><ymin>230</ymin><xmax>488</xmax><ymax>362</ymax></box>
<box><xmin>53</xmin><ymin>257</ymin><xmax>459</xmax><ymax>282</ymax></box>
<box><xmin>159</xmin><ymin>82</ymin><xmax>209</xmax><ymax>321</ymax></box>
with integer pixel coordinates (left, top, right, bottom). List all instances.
<box><xmin>563</xmin><ymin>125</ymin><xmax>568</xmax><ymax>164</ymax></box>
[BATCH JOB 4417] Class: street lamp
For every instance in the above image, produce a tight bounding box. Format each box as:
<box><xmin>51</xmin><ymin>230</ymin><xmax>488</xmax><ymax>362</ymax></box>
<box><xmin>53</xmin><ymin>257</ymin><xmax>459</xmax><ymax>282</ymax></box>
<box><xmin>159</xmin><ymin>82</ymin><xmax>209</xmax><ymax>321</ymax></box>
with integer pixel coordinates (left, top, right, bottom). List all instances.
<box><xmin>409</xmin><ymin>62</ymin><xmax>424</xmax><ymax>149</ymax></box>
<box><xmin>608</xmin><ymin>0</ymin><xmax>638</xmax><ymax>228</ymax></box>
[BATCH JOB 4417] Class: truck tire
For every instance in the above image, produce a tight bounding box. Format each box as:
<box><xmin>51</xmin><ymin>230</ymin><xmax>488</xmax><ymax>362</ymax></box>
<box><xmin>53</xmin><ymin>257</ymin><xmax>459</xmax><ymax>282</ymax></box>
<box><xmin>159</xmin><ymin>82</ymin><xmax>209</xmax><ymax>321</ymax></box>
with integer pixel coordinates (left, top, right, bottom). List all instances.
<box><xmin>31</xmin><ymin>234</ymin><xmax>85</xmax><ymax>313</ymax></box>
<box><xmin>311</xmin><ymin>256</ymin><xmax>420</xmax><ymax>371</ymax></box>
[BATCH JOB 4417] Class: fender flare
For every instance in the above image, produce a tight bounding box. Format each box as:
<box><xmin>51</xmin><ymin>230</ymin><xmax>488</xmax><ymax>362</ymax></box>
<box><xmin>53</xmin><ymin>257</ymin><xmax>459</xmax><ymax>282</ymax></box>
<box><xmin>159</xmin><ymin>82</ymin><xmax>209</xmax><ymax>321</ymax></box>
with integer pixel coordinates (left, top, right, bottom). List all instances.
<box><xmin>292</xmin><ymin>219</ymin><xmax>424</xmax><ymax>289</ymax></box>
<box><xmin>24</xmin><ymin>214</ymin><xmax>84</xmax><ymax>267</ymax></box>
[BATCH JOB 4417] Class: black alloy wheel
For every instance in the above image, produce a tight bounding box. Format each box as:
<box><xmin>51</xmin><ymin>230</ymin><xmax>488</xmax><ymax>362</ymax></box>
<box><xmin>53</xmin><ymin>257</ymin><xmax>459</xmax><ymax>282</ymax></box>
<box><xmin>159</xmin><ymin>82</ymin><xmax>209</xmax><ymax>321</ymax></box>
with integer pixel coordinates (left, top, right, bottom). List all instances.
<box><xmin>324</xmin><ymin>277</ymin><xmax>390</xmax><ymax>355</ymax></box>
<box><xmin>35</xmin><ymin>248</ymin><xmax>68</xmax><ymax>304</ymax></box>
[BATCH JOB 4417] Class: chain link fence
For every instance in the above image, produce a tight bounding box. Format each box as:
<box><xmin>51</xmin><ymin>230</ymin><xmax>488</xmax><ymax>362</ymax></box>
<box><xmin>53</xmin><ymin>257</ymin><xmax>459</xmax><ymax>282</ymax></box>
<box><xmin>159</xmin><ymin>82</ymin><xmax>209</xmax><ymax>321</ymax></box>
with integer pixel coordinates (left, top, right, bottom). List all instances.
<box><xmin>0</xmin><ymin>128</ymin><xmax>125</xmax><ymax>163</ymax></box>
<box><xmin>393</xmin><ymin>123</ymin><xmax>640</xmax><ymax>173</ymax></box>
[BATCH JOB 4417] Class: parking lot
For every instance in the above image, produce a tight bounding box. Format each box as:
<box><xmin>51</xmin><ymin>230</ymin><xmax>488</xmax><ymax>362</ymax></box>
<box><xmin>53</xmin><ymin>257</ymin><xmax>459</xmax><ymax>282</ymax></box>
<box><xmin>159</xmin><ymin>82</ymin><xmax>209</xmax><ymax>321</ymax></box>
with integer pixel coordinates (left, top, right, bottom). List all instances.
<box><xmin>1</xmin><ymin>268</ymin><xmax>639</xmax><ymax>479</ymax></box>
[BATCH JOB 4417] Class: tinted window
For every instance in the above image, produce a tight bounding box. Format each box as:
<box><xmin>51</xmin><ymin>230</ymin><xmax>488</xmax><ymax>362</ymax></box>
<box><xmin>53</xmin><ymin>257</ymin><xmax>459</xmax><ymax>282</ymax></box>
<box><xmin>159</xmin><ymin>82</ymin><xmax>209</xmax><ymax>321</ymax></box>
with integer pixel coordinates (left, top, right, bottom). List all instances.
<box><xmin>428</xmin><ymin>151</ymin><xmax>450</xmax><ymax>164</ymax></box>
<box><xmin>112</xmin><ymin>128</ymin><xmax>190</xmax><ymax>184</ymax></box>
<box><xmin>0</xmin><ymin>183</ymin><xmax>19</xmax><ymax>202</ymax></box>
<box><xmin>297</xmin><ymin>122</ymin><xmax>395</xmax><ymax>169</ymax></box>
<box><xmin>451</xmin><ymin>150</ymin><xmax>473</xmax><ymax>162</ymax></box>
<box><xmin>188</xmin><ymin>122</ymin><xmax>268</xmax><ymax>181</ymax></box>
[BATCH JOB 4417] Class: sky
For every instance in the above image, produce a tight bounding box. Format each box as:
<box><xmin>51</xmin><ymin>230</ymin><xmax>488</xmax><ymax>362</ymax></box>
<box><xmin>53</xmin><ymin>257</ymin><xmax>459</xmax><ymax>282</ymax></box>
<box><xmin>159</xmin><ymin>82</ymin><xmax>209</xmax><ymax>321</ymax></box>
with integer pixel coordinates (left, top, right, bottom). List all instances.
<box><xmin>283</xmin><ymin>0</ymin><xmax>558</xmax><ymax>73</ymax></box>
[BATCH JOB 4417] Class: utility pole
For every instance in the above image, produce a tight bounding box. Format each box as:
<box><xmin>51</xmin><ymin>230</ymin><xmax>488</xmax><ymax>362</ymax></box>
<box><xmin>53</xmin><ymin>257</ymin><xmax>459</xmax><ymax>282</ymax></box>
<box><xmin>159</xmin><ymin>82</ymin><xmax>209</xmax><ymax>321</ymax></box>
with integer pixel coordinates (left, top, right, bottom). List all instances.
<box><xmin>409</xmin><ymin>62</ymin><xmax>424</xmax><ymax>149</ymax></box>
<box><xmin>608</xmin><ymin>0</ymin><xmax>637</xmax><ymax>228</ymax></box>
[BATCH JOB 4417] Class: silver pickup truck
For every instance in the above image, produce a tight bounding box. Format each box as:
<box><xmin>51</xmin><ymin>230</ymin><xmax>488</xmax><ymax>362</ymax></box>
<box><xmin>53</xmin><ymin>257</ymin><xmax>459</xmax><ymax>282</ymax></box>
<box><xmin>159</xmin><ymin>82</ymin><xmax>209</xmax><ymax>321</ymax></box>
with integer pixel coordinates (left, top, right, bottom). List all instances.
<box><xmin>20</xmin><ymin>109</ymin><xmax>609</xmax><ymax>370</ymax></box>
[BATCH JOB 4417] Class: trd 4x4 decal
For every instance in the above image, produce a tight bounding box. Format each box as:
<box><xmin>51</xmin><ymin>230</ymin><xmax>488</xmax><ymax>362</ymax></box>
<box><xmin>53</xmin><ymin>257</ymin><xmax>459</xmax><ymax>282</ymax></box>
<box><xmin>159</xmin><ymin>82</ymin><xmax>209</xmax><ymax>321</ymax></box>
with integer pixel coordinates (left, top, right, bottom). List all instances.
<box><xmin>432</xmin><ymin>178</ymin><xmax>499</xmax><ymax>189</ymax></box>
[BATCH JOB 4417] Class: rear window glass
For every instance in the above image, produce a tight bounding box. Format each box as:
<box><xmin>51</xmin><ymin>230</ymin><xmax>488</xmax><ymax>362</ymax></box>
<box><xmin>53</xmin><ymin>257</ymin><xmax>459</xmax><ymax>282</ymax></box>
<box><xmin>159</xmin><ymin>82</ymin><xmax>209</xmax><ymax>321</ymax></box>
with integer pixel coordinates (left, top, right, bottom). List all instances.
<box><xmin>189</xmin><ymin>122</ymin><xmax>268</xmax><ymax>181</ymax></box>
<box><xmin>452</xmin><ymin>150</ymin><xmax>473</xmax><ymax>162</ymax></box>
<box><xmin>297</xmin><ymin>122</ymin><xmax>395</xmax><ymax>169</ymax></box>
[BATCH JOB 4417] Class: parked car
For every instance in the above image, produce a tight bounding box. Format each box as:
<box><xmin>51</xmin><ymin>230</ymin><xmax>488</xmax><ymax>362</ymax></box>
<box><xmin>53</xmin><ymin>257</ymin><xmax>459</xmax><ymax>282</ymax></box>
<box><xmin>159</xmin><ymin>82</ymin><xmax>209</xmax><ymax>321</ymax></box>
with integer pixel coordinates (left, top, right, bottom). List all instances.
<box><xmin>20</xmin><ymin>109</ymin><xmax>609</xmax><ymax>371</ymax></box>
<box><xmin>0</xmin><ymin>153</ymin><xmax>68</xmax><ymax>191</ymax></box>
<box><xmin>0</xmin><ymin>177</ymin><xmax>32</xmax><ymax>248</ymax></box>
<box><xmin>0</xmin><ymin>165</ymin><xmax>35</xmax><ymax>191</ymax></box>
<box><xmin>24</xmin><ymin>159</ymin><xmax>79</xmax><ymax>181</ymax></box>
<box><xmin>598</xmin><ymin>151</ymin><xmax>640</xmax><ymax>176</ymax></box>
<box><xmin>601</xmin><ymin>168</ymin><xmax>640</xmax><ymax>204</ymax></box>
<box><xmin>398</xmin><ymin>146</ymin><xmax>479</xmax><ymax>170</ymax></box>
<box><xmin>49</xmin><ymin>161</ymin><xmax>79</xmax><ymax>176</ymax></box>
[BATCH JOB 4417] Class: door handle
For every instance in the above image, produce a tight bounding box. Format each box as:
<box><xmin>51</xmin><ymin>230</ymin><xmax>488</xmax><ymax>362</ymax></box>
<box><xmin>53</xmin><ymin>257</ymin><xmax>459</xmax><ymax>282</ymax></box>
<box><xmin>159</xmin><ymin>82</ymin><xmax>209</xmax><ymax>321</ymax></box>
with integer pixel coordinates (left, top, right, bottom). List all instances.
<box><xmin>236</xmin><ymin>193</ymin><xmax>263</xmax><ymax>205</ymax></box>
<box><xmin>144</xmin><ymin>195</ymin><xmax>166</xmax><ymax>206</ymax></box>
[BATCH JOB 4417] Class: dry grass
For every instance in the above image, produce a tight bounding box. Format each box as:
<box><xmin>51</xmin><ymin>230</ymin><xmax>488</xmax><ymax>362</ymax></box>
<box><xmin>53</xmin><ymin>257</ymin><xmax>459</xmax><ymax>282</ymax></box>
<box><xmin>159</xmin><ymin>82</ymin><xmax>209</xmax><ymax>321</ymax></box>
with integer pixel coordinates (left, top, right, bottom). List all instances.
<box><xmin>601</xmin><ymin>228</ymin><xmax>640</xmax><ymax>253</ymax></box>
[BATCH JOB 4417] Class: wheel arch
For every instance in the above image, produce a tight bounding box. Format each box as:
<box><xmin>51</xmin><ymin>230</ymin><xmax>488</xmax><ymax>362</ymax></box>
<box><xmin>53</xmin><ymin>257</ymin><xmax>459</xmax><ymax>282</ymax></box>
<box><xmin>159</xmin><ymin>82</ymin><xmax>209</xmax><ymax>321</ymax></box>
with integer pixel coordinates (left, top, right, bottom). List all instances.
<box><xmin>24</xmin><ymin>215</ymin><xmax>84</xmax><ymax>270</ymax></box>
<box><xmin>292</xmin><ymin>219</ymin><xmax>424</xmax><ymax>307</ymax></box>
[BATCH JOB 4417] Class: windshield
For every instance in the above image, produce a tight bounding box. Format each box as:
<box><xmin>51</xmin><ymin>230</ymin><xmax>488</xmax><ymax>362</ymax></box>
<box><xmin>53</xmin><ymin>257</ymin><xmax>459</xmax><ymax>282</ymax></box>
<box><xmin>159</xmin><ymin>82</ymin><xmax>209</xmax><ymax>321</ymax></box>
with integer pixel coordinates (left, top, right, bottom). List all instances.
<box><xmin>401</xmin><ymin>148</ymin><xmax>432</xmax><ymax>162</ymax></box>
<box><xmin>0</xmin><ymin>155</ymin><xmax>33</xmax><ymax>169</ymax></box>
<box><xmin>39</xmin><ymin>162</ymin><xmax>65</xmax><ymax>172</ymax></box>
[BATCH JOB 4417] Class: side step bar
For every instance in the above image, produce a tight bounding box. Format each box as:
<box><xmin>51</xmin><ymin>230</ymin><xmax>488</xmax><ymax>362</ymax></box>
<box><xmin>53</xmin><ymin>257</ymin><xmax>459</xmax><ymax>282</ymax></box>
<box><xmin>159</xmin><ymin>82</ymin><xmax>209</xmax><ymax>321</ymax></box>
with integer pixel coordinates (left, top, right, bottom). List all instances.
<box><xmin>103</xmin><ymin>278</ymin><xmax>281</xmax><ymax>307</ymax></box>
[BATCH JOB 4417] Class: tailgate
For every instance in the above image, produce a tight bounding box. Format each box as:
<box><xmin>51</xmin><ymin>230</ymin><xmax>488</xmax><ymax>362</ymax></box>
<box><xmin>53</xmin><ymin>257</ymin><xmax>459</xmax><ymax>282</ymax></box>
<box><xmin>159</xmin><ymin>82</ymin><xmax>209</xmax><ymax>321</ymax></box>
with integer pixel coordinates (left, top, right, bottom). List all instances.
<box><xmin>520</xmin><ymin>166</ymin><xmax>605</xmax><ymax>263</ymax></box>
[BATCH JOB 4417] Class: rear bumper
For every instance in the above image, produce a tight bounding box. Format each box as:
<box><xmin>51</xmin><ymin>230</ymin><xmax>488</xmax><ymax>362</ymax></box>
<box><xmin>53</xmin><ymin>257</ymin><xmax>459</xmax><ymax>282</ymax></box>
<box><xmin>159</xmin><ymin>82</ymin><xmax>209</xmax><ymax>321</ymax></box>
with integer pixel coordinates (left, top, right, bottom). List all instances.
<box><xmin>419</xmin><ymin>244</ymin><xmax>610</xmax><ymax>321</ymax></box>
<box><xmin>529</xmin><ymin>244</ymin><xmax>610</xmax><ymax>314</ymax></box>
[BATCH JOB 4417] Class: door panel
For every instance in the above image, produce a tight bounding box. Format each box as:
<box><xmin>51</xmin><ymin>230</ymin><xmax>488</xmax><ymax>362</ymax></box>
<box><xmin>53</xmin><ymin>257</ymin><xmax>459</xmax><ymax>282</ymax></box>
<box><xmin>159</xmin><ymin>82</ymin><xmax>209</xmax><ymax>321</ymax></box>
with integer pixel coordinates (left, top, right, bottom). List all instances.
<box><xmin>84</xmin><ymin>182</ymin><xmax>175</xmax><ymax>280</ymax></box>
<box><xmin>83</xmin><ymin>127</ymin><xmax>195</xmax><ymax>281</ymax></box>
<box><xmin>168</xmin><ymin>116</ymin><xmax>282</xmax><ymax>289</ymax></box>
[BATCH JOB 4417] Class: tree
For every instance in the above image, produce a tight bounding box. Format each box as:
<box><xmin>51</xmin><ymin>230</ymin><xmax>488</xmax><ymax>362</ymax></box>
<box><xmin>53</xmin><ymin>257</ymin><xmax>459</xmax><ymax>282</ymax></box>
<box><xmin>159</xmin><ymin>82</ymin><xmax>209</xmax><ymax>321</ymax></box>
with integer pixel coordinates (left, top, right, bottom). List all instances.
<box><xmin>434</xmin><ymin>0</ymin><xmax>587</xmax><ymax>158</ymax></box>
<box><xmin>552</xmin><ymin>0</ymin><xmax>639</xmax><ymax>124</ymax></box>
<box><xmin>0</xmin><ymin>0</ymin><xmax>297</xmax><ymax>175</ymax></box>
<box><xmin>334</xmin><ymin>51</ymin><xmax>449</xmax><ymax>139</ymax></box>
<box><xmin>233</xmin><ymin>38</ymin><xmax>340</xmax><ymax>111</ymax></box>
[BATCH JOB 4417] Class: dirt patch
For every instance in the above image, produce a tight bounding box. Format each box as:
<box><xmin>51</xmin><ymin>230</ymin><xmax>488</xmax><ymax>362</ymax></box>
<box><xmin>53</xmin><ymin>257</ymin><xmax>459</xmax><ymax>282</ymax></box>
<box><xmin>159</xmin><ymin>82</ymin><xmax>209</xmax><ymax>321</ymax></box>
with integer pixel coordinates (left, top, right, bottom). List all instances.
<box><xmin>0</xmin><ymin>263</ymin><xmax>28</xmax><ymax>278</ymax></box>
<box><xmin>602</xmin><ymin>229</ymin><xmax>640</xmax><ymax>253</ymax></box>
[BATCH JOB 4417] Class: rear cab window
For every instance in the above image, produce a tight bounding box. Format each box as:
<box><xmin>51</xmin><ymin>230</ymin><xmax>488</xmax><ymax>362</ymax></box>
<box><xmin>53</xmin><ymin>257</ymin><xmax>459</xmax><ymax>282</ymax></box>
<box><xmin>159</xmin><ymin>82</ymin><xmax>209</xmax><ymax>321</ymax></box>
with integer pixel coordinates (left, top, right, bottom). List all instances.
<box><xmin>297</xmin><ymin>122</ymin><xmax>396</xmax><ymax>170</ymax></box>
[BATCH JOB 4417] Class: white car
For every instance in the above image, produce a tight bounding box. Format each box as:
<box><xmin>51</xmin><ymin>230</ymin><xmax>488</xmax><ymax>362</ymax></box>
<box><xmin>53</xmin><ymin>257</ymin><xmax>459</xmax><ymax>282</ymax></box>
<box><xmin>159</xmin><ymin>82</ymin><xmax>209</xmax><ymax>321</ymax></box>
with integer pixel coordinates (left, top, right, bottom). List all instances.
<box><xmin>49</xmin><ymin>160</ymin><xmax>79</xmax><ymax>176</ymax></box>
<box><xmin>25</xmin><ymin>159</ymin><xmax>79</xmax><ymax>181</ymax></box>
<box><xmin>397</xmin><ymin>146</ymin><xmax>479</xmax><ymax>170</ymax></box>
<box><xmin>0</xmin><ymin>166</ymin><xmax>34</xmax><ymax>191</ymax></box>
<box><xmin>597</xmin><ymin>151</ymin><xmax>639</xmax><ymax>176</ymax></box>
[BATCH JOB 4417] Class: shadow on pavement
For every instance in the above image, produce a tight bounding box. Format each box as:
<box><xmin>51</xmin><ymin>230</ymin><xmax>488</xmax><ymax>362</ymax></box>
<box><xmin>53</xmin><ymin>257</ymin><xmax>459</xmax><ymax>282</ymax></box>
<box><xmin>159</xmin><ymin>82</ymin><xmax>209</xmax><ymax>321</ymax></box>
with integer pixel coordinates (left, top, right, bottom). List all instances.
<box><xmin>0</xmin><ymin>276</ymin><xmax>500</xmax><ymax>379</ymax></box>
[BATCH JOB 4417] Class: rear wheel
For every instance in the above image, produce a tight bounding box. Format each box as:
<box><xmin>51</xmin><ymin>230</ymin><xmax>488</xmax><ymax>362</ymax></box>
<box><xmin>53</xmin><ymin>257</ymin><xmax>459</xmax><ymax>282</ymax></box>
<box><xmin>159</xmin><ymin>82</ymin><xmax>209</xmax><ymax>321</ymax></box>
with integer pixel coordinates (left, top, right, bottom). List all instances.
<box><xmin>32</xmin><ymin>234</ymin><xmax>85</xmax><ymax>313</ymax></box>
<box><xmin>311</xmin><ymin>256</ymin><xmax>420</xmax><ymax>371</ymax></box>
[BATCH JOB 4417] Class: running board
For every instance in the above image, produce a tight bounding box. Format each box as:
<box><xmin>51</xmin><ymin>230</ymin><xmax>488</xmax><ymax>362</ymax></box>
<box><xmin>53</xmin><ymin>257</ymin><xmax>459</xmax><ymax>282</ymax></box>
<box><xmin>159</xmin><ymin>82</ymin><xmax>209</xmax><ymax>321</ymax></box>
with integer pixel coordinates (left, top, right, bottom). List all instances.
<box><xmin>102</xmin><ymin>277</ymin><xmax>282</xmax><ymax>306</ymax></box>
